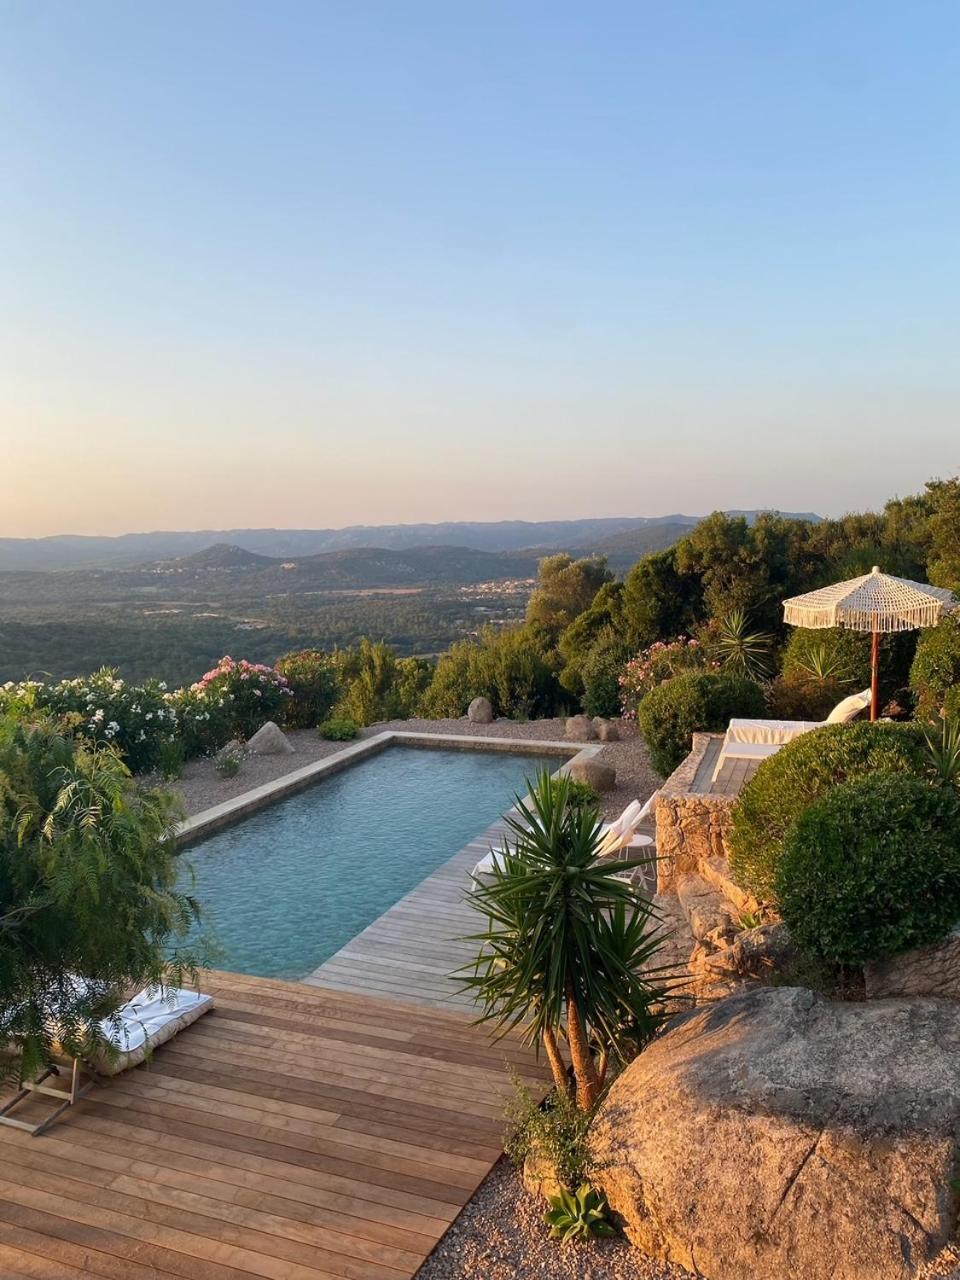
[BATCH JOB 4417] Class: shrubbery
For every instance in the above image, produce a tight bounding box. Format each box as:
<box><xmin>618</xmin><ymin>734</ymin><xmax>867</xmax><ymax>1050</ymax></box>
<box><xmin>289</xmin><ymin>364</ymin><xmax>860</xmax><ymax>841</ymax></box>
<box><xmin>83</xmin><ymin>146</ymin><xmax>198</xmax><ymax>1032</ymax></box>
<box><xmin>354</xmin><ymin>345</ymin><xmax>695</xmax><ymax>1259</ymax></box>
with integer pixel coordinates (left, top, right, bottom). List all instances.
<box><xmin>1</xmin><ymin>669</ymin><xmax>178</xmax><ymax>775</ymax></box>
<box><xmin>763</xmin><ymin>671</ymin><xmax>849</xmax><ymax>722</ymax></box>
<box><xmin>167</xmin><ymin>683</ymin><xmax>236</xmax><ymax>759</ymax></box>
<box><xmin>729</xmin><ymin>722</ymin><xmax>929</xmax><ymax>900</ymax></box>
<box><xmin>579</xmin><ymin>628</ymin><xmax>631</xmax><ymax>719</ymax></box>
<box><xmin>276</xmin><ymin>649</ymin><xmax>339</xmax><ymax>728</ymax></box>
<box><xmin>420</xmin><ymin>627</ymin><xmax>562</xmax><ymax>720</ymax></box>
<box><xmin>618</xmin><ymin>636</ymin><xmax>709</xmax><ymax>720</ymax></box>
<box><xmin>0</xmin><ymin>712</ymin><xmax>199</xmax><ymax>1082</ymax></box>
<box><xmin>333</xmin><ymin>639</ymin><xmax>405</xmax><ymax>726</ymax></box>
<box><xmin>911</xmin><ymin>614</ymin><xmax>960</xmax><ymax>717</ymax></box>
<box><xmin>319</xmin><ymin>716</ymin><xmax>359</xmax><ymax>741</ymax></box>
<box><xmin>776</xmin><ymin>775</ymin><xmax>960</xmax><ymax>965</ymax></box>
<box><xmin>191</xmin><ymin>656</ymin><xmax>292</xmax><ymax>740</ymax></box>
<box><xmin>638</xmin><ymin>673</ymin><xmax>766</xmax><ymax>776</ymax></box>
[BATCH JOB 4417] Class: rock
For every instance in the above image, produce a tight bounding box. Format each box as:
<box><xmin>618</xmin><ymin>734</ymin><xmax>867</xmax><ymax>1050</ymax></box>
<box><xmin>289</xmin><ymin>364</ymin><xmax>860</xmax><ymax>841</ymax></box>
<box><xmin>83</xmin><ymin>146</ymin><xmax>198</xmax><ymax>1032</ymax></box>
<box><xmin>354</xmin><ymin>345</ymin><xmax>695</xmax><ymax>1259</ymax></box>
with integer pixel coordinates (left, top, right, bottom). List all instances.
<box><xmin>565</xmin><ymin>714</ymin><xmax>597</xmax><ymax>742</ymax></box>
<box><xmin>865</xmin><ymin>925</ymin><xmax>960</xmax><ymax>1001</ymax></box>
<box><xmin>591</xmin><ymin>987</ymin><xmax>960</xmax><ymax>1280</ymax></box>
<box><xmin>597</xmin><ymin>720</ymin><xmax>620</xmax><ymax>742</ymax></box>
<box><xmin>568</xmin><ymin>758</ymin><xmax>616</xmax><ymax>792</ymax></box>
<box><xmin>522</xmin><ymin>1149</ymin><xmax>564</xmax><ymax>1204</ymax></box>
<box><xmin>467</xmin><ymin>696</ymin><xmax>494</xmax><ymax>724</ymax></box>
<box><xmin>725</xmin><ymin>922</ymin><xmax>798</xmax><ymax>983</ymax></box>
<box><xmin>246</xmin><ymin>721</ymin><xmax>295</xmax><ymax>755</ymax></box>
<box><xmin>675</xmin><ymin>874</ymin><xmax>738</xmax><ymax>944</ymax></box>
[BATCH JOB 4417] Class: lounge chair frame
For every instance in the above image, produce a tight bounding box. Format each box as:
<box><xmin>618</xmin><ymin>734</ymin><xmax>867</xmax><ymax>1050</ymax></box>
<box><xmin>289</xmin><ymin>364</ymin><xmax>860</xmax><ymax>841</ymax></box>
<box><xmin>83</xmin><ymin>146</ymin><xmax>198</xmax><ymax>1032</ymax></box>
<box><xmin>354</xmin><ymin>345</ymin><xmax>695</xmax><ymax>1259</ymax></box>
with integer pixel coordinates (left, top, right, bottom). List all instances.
<box><xmin>0</xmin><ymin>1055</ymin><xmax>97</xmax><ymax>1136</ymax></box>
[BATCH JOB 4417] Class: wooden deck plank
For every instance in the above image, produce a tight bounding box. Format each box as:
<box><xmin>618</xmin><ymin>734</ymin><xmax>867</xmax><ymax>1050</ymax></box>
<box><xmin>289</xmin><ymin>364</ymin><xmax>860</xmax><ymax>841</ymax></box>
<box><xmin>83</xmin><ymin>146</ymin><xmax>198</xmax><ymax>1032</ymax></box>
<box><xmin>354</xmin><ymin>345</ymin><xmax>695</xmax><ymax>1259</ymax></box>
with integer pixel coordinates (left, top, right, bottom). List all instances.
<box><xmin>306</xmin><ymin>818</ymin><xmax>512</xmax><ymax>1006</ymax></box>
<box><xmin>0</xmin><ymin>971</ymin><xmax>547</xmax><ymax>1280</ymax></box>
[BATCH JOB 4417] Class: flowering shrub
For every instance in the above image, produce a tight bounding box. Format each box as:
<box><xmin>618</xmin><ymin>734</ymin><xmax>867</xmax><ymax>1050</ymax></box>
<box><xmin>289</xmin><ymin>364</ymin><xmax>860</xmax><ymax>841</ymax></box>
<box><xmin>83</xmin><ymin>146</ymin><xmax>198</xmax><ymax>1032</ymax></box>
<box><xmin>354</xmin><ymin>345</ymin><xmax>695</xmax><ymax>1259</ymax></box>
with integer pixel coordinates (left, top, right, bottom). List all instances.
<box><xmin>168</xmin><ymin>684</ymin><xmax>236</xmax><ymax>759</ymax></box>
<box><xmin>1</xmin><ymin>669</ymin><xmax>177</xmax><ymax>774</ymax></box>
<box><xmin>619</xmin><ymin>637</ymin><xmax>712</xmax><ymax>719</ymax></box>
<box><xmin>191</xmin><ymin>656</ymin><xmax>292</xmax><ymax>740</ymax></box>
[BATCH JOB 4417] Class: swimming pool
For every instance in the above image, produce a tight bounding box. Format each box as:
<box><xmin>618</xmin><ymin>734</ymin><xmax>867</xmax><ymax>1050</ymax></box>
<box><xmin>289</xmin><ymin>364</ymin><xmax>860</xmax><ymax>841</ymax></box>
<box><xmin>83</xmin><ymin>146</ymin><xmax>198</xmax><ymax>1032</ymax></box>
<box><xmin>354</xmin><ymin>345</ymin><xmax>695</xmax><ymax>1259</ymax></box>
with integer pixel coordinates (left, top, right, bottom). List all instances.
<box><xmin>179</xmin><ymin>745</ymin><xmax>559</xmax><ymax>979</ymax></box>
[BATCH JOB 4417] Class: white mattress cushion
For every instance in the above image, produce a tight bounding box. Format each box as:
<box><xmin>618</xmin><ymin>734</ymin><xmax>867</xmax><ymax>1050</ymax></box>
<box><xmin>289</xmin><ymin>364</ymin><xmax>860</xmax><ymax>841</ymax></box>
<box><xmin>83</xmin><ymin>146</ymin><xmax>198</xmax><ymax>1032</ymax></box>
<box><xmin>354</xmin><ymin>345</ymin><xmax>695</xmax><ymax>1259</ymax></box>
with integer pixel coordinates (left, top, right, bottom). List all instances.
<box><xmin>92</xmin><ymin>986</ymin><xmax>214</xmax><ymax>1075</ymax></box>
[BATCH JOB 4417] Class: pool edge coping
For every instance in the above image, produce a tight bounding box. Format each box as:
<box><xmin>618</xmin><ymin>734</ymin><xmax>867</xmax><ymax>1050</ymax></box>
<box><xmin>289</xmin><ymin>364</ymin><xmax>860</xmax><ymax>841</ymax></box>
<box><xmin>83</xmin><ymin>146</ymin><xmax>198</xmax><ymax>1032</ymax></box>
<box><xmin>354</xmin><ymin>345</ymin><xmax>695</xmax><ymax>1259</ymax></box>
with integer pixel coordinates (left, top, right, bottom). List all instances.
<box><xmin>176</xmin><ymin>730</ymin><xmax>602</xmax><ymax>848</ymax></box>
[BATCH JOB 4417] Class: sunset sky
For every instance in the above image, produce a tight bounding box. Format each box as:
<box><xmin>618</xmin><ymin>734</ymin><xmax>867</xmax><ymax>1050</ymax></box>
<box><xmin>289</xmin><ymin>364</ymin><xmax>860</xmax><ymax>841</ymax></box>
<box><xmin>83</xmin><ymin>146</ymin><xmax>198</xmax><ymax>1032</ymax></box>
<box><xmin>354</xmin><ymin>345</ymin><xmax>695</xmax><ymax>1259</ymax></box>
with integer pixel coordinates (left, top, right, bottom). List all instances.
<box><xmin>2</xmin><ymin>1</ymin><xmax>958</xmax><ymax>536</ymax></box>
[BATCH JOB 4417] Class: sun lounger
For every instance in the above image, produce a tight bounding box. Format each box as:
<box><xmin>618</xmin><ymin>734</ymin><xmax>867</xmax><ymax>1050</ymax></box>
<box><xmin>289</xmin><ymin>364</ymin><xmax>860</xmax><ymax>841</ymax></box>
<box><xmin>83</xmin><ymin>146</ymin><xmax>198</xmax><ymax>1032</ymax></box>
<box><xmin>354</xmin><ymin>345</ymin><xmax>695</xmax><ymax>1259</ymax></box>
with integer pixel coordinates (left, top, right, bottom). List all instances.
<box><xmin>0</xmin><ymin>984</ymin><xmax>214</xmax><ymax>1135</ymax></box>
<box><xmin>471</xmin><ymin>794</ymin><xmax>659</xmax><ymax>886</ymax></box>
<box><xmin>711</xmin><ymin>689</ymin><xmax>872</xmax><ymax>782</ymax></box>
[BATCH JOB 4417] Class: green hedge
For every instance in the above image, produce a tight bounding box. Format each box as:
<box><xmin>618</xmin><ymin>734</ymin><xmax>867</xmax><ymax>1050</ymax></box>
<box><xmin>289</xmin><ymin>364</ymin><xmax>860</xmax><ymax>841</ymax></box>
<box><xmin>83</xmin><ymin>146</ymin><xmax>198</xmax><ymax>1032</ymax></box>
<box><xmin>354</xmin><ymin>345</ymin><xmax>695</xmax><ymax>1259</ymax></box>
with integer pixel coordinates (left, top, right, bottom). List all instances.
<box><xmin>776</xmin><ymin>775</ymin><xmax>960</xmax><ymax>965</ymax></box>
<box><xmin>638</xmin><ymin>673</ymin><xmax>766</xmax><ymax>776</ymax></box>
<box><xmin>729</xmin><ymin>722</ymin><xmax>929</xmax><ymax>901</ymax></box>
<box><xmin>911</xmin><ymin>614</ymin><xmax>960</xmax><ymax>718</ymax></box>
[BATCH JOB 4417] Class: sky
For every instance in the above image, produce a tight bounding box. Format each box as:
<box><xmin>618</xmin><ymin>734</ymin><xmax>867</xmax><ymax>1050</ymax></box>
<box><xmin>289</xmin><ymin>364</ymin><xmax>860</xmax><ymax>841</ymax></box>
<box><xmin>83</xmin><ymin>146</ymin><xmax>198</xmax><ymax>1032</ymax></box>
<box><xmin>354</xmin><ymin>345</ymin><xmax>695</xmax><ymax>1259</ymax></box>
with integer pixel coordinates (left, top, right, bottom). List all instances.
<box><xmin>1</xmin><ymin>1</ymin><xmax>958</xmax><ymax>537</ymax></box>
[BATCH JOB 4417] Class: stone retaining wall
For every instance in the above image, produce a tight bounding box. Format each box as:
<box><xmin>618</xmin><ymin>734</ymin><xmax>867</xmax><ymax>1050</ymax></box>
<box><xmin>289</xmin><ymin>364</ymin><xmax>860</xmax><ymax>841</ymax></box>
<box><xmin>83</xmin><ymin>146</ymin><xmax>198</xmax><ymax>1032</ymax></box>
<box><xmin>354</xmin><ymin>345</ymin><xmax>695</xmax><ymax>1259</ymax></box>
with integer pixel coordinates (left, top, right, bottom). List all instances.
<box><xmin>655</xmin><ymin>733</ymin><xmax>737</xmax><ymax>894</ymax></box>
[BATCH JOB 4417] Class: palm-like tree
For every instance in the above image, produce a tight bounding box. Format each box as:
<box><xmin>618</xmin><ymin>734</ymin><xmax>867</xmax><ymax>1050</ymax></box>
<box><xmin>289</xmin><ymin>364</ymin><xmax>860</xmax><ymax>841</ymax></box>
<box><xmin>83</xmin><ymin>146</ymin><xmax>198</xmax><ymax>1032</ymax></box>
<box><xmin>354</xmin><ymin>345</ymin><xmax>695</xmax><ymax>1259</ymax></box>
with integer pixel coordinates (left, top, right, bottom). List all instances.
<box><xmin>460</xmin><ymin>770</ymin><xmax>672</xmax><ymax>1111</ymax></box>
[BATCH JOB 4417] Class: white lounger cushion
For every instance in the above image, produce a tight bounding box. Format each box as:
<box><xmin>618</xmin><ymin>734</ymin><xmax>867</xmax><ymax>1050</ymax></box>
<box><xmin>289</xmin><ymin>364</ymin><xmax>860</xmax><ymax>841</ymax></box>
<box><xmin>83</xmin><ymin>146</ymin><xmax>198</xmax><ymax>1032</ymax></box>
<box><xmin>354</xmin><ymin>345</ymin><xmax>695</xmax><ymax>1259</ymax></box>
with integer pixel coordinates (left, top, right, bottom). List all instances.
<box><xmin>824</xmin><ymin>688</ymin><xmax>872</xmax><ymax>724</ymax></box>
<box><xmin>91</xmin><ymin>986</ymin><xmax>214</xmax><ymax>1075</ymax></box>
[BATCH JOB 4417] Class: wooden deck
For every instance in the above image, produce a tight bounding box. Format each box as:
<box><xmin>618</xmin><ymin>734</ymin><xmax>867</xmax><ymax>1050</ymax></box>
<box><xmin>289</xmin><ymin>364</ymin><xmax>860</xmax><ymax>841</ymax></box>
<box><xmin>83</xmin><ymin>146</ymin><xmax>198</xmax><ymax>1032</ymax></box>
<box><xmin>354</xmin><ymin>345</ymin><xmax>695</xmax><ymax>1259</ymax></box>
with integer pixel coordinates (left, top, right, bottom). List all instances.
<box><xmin>305</xmin><ymin>818</ymin><xmax>512</xmax><ymax>1011</ymax></box>
<box><xmin>691</xmin><ymin>736</ymin><xmax>760</xmax><ymax>796</ymax></box>
<box><xmin>0</xmin><ymin>970</ymin><xmax>547</xmax><ymax>1280</ymax></box>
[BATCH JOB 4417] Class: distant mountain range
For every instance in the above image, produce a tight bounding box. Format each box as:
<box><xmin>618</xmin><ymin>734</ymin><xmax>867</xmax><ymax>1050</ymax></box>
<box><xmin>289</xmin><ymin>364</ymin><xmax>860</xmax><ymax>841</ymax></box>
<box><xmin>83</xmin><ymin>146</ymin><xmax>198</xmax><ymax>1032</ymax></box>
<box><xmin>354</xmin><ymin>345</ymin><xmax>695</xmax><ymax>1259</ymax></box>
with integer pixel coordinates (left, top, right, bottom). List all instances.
<box><xmin>0</xmin><ymin>511</ymin><xmax>822</xmax><ymax>573</ymax></box>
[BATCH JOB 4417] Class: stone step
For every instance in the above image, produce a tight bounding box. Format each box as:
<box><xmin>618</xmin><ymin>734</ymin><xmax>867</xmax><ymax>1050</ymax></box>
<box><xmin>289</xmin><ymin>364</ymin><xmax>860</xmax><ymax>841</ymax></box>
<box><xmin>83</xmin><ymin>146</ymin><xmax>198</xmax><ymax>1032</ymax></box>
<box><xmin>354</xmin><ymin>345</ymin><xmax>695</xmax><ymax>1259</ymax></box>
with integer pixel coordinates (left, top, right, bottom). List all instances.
<box><xmin>676</xmin><ymin>874</ymin><xmax>739</xmax><ymax>945</ymax></box>
<box><xmin>699</xmin><ymin>854</ymin><xmax>758</xmax><ymax>915</ymax></box>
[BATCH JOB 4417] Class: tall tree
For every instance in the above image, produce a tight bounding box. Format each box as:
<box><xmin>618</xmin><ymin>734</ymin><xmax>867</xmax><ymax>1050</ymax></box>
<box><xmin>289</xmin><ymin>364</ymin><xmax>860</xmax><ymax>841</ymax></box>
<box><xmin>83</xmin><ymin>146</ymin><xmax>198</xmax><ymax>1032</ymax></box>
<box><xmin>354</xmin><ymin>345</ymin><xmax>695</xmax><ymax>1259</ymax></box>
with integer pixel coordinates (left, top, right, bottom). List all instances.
<box><xmin>525</xmin><ymin>555</ymin><xmax>613</xmax><ymax>642</ymax></box>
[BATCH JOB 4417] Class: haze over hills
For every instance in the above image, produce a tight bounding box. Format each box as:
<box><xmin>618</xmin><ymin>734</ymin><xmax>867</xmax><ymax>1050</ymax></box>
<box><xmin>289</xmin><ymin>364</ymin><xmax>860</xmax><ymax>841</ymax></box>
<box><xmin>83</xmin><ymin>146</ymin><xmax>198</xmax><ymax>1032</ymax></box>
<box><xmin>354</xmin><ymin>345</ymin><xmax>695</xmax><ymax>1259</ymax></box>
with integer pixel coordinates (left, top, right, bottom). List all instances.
<box><xmin>0</xmin><ymin>511</ymin><xmax>822</xmax><ymax>572</ymax></box>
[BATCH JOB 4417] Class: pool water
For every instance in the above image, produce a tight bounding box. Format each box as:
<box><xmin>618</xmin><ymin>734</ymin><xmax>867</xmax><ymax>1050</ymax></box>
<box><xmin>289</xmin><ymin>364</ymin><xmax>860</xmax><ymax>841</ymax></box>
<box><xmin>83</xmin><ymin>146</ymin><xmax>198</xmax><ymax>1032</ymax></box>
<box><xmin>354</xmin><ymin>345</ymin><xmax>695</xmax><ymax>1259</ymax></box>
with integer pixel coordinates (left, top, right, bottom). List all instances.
<box><xmin>179</xmin><ymin>746</ymin><xmax>557</xmax><ymax>979</ymax></box>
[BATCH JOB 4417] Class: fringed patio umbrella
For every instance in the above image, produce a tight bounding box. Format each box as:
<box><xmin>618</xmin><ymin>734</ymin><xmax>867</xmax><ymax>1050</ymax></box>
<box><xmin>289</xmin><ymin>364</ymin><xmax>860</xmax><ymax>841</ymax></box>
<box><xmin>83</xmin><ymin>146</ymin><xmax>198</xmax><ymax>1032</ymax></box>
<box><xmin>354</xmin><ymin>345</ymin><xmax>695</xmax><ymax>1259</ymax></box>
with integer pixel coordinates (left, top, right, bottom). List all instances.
<box><xmin>782</xmin><ymin>567</ymin><xmax>958</xmax><ymax>721</ymax></box>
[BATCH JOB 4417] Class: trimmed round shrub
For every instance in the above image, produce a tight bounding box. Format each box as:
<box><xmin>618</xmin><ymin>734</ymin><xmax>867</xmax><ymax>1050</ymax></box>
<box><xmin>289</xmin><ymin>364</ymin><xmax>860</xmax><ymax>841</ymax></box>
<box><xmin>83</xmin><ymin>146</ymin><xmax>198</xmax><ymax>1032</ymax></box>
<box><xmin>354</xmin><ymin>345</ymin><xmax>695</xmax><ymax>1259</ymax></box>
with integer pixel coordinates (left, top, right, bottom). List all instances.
<box><xmin>319</xmin><ymin>716</ymin><xmax>359</xmax><ymax>741</ymax></box>
<box><xmin>776</xmin><ymin>775</ymin><xmax>960</xmax><ymax>965</ymax></box>
<box><xmin>729</xmin><ymin>722</ymin><xmax>929</xmax><ymax>901</ymax></box>
<box><xmin>638</xmin><ymin>673</ymin><xmax>766</xmax><ymax>777</ymax></box>
<box><xmin>911</xmin><ymin>614</ymin><xmax>960</xmax><ymax>718</ymax></box>
<box><xmin>276</xmin><ymin>650</ymin><xmax>340</xmax><ymax>728</ymax></box>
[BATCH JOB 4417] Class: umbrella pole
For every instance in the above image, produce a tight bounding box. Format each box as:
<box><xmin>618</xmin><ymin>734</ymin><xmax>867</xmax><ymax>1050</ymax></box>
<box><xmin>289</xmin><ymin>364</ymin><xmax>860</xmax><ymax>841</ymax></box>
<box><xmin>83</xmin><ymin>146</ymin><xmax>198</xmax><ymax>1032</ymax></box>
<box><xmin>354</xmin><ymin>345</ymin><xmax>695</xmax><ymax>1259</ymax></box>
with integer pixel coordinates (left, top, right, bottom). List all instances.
<box><xmin>870</xmin><ymin>625</ymin><xmax>880</xmax><ymax>721</ymax></box>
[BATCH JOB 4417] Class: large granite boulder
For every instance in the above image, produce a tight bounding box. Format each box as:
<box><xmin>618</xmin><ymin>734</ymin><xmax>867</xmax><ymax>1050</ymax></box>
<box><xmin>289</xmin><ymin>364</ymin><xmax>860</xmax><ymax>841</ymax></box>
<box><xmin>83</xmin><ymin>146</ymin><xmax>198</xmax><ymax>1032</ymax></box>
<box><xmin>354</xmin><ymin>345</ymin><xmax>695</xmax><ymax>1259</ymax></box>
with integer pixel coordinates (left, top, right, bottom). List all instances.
<box><xmin>591</xmin><ymin>987</ymin><xmax>960</xmax><ymax>1280</ymax></box>
<box><xmin>565</xmin><ymin>714</ymin><xmax>597</xmax><ymax>741</ymax></box>
<box><xmin>569</xmin><ymin>758</ymin><xmax>616</xmax><ymax>792</ymax></box>
<box><xmin>865</xmin><ymin>926</ymin><xmax>960</xmax><ymax>1001</ymax></box>
<box><xmin>246</xmin><ymin>721</ymin><xmax>295</xmax><ymax>755</ymax></box>
<box><xmin>467</xmin><ymin>696</ymin><xmax>494</xmax><ymax>724</ymax></box>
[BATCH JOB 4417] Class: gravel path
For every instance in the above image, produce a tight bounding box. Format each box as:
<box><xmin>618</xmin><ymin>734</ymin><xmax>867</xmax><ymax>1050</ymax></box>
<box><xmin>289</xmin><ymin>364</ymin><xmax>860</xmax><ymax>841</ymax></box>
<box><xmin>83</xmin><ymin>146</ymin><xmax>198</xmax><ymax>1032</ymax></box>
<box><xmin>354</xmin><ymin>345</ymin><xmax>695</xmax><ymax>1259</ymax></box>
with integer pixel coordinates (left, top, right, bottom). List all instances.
<box><xmin>172</xmin><ymin>715</ymin><xmax>661</xmax><ymax>820</ymax></box>
<box><xmin>415</xmin><ymin>1158</ymin><xmax>691</xmax><ymax>1280</ymax></box>
<box><xmin>415</xmin><ymin>1159</ymin><xmax>959</xmax><ymax>1280</ymax></box>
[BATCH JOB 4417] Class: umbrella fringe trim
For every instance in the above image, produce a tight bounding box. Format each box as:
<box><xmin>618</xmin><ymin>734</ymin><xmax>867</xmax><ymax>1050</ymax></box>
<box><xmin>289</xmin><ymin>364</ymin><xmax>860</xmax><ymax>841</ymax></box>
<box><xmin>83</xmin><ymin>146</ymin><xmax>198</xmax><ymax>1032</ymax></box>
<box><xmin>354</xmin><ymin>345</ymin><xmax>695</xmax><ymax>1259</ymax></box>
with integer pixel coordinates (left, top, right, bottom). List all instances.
<box><xmin>783</xmin><ymin>603</ymin><xmax>947</xmax><ymax>631</ymax></box>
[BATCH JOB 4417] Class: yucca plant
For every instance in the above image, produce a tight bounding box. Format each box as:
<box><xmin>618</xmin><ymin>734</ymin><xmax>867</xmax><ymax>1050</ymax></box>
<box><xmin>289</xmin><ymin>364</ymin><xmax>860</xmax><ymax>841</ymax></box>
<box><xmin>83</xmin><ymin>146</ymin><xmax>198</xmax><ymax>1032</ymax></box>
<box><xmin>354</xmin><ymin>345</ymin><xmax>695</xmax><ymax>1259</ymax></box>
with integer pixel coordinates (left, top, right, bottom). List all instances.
<box><xmin>460</xmin><ymin>770</ymin><xmax>672</xmax><ymax>1111</ymax></box>
<box><xmin>711</xmin><ymin>610</ymin><xmax>774</xmax><ymax>679</ymax></box>
<box><xmin>924</xmin><ymin>715</ymin><xmax>960</xmax><ymax>786</ymax></box>
<box><xmin>794</xmin><ymin>642</ymin><xmax>854</xmax><ymax>685</ymax></box>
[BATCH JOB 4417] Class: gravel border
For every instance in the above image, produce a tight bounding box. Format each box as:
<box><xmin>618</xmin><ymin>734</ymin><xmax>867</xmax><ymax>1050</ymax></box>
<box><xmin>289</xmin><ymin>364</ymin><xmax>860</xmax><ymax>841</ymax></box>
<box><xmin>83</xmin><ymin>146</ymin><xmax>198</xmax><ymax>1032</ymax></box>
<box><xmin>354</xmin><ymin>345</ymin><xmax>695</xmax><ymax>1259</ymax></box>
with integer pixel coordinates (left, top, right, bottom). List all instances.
<box><xmin>172</xmin><ymin>716</ymin><xmax>661</xmax><ymax>821</ymax></box>
<box><xmin>414</xmin><ymin>1158</ymin><xmax>692</xmax><ymax>1280</ymax></box>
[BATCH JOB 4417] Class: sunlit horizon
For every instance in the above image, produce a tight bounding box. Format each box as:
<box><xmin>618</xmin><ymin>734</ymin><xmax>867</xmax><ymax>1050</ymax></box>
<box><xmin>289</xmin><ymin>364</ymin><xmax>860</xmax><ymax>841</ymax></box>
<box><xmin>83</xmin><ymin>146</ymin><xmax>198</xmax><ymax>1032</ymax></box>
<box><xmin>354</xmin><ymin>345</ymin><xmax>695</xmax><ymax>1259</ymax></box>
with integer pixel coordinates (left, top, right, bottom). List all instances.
<box><xmin>3</xmin><ymin>2</ymin><xmax>958</xmax><ymax>538</ymax></box>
